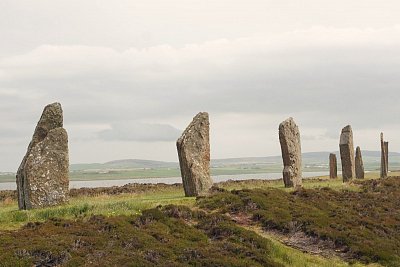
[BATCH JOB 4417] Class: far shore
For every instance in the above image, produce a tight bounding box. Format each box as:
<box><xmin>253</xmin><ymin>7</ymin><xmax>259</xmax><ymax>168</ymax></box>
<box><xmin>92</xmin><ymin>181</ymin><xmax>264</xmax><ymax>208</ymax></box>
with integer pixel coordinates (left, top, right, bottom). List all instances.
<box><xmin>5</xmin><ymin>170</ymin><xmax>385</xmax><ymax>191</ymax></box>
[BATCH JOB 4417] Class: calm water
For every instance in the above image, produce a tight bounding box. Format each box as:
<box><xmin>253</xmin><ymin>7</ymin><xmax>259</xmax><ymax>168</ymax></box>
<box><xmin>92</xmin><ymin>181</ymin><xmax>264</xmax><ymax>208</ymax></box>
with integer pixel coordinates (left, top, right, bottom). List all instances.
<box><xmin>0</xmin><ymin>172</ymin><xmax>329</xmax><ymax>190</ymax></box>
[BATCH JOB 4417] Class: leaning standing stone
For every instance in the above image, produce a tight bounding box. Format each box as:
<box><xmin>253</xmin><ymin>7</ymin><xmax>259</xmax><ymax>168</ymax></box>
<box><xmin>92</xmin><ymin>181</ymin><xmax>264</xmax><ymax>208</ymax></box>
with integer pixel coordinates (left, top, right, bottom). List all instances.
<box><xmin>339</xmin><ymin>125</ymin><xmax>355</xmax><ymax>182</ymax></box>
<box><xmin>279</xmin><ymin>117</ymin><xmax>302</xmax><ymax>188</ymax></box>
<box><xmin>177</xmin><ymin>112</ymin><xmax>213</xmax><ymax>196</ymax></box>
<box><xmin>355</xmin><ymin>146</ymin><xmax>364</xmax><ymax>179</ymax></box>
<box><xmin>16</xmin><ymin>103</ymin><xmax>69</xmax><ymax>210</ymax></box>
<box><xmin>329</xmin><ymin>153</ymin><xmax>337</xmax><ymax>179</ymax></box>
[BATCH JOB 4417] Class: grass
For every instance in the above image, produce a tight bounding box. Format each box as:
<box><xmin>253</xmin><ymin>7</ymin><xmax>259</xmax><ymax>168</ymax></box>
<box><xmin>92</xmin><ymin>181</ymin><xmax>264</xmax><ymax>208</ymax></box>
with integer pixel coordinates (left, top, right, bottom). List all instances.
<box><xmin>219</xmin><ymin>173</ymin><xmax>363</xmax><ymax>192</ymax></box>
<box><xmin>0</xmin><ymin>206</ymin><xmax>284</xmax><ymax>266</ymax></box>
<box><xmin>198</xmin><ymin>176</ymin><xmax>400</xmax><ymax>266</ymax></box>
<box><xmin>0</xmin><ymin>174</ymin><xmax>398</xmax><ymax>266</ymax></box>
<box><xmin>0</xmin><ymin>173</ymin><xmax>375</xmax><ymax>231</ymax></box>
<box><xmin>0</xmin><ymin>205</ymin><xmax>374</xmax><ymax>267</ymax></box>
<box><xmin>0</xmin><ymin>187</ymin><xmax>195</xmax><ymax>230</ymax></box>
<box><xmin>219</xmin><ymin>171</ymin><xmax>400</xmax><ymax>192</ymax></box>
<box><xmin>249</xmin><ymin>226</ymin><xmax>381</xmax><ymax>267</ymax></box>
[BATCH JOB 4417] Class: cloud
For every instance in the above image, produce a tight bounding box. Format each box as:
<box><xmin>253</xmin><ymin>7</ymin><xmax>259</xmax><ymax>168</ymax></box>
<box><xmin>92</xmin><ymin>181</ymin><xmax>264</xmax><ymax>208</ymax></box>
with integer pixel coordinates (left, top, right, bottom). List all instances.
<box><xmin>1</xmin><ymin>26</ymin><xmax>400</xmax><ymax>169</ymax></box>
<box><xmin>1</xmin><ymin>27</ymin><xmax>399</xmax><ymax>125</ymax></box>
<box><xmin>1</xmin><ymin>26</ymin><xmax>400</xmax><ymax>127</ymax></box>
<box><xmin>97</xmin><ymin>122</ymin><xmax>182</xmax><ymax>142</ymax></box>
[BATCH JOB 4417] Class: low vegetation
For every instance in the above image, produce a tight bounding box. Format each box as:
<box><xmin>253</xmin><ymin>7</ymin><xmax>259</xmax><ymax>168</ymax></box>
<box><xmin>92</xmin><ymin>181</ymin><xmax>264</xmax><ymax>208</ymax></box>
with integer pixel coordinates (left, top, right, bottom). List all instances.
<box><xmin>0</xmin><ymin>206</ymin><xmax>287</xmax><ymax>266</ymax></box>
<box><xmin>0</xmin><ymin>174</ymin><xmax>398</xmax><ymax>266</ymax></box>
<box><xmin>0</xmin><ymin>185</ymin><xmax>192</xmax><ymax>231</ymax></box>
<box><xmin>199</xmin><ymin>177</ymin><xmax>400</xmax><ymax>266</ymax></box>
<box><xmin>0</xmin><ymin>204</ymin><xmax>367</xmax><ymax>267</ymax></box>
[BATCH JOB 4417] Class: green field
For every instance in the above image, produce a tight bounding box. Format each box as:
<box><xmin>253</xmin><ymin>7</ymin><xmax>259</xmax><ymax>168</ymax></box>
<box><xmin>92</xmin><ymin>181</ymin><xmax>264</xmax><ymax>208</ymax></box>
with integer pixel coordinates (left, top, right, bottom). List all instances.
<box><xmin>2</xmin><ymin>151</ymin><xmax>400</xmax><ymax>183</ymax></box>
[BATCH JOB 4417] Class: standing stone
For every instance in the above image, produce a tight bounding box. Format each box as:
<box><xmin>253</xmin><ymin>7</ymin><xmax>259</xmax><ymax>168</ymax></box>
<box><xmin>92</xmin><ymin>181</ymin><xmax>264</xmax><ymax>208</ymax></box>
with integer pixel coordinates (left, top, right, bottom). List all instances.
<box><xmin>329</xmin><ymin>153</ymin><xmax>337</xmax><ymax>179</ymax></box>
<box><xmin>355</xmin><ymin>146</ymin><xmax>364</xmax><ymax>179</ymax></box>
<box><xmin>279</xmin><ymin>117</ymin><xmax>302</xmax><ymax>188</ymax></box>
<box><xmin>339</xmin><ymin>125</ymin><xmax>355</xmax><ymax>182</ymax></box>
<box><xmin>16</xmin><ymin>103</ymin><xmax>69</xmax><ymax>210</ymax></box>
<box><xmin>177</xmin><ymin>112</ymin><xmax>213</xmax><ymax>197</ymax></box>
<box><xmin>385</xmin><ymin>141</ymin><xmax>389</xmax><ymax>175</ymax></box>
<box><xmin>380</xmin><ymin>133</ymin><xmax>388</xmax><ymax>178</ymax></box>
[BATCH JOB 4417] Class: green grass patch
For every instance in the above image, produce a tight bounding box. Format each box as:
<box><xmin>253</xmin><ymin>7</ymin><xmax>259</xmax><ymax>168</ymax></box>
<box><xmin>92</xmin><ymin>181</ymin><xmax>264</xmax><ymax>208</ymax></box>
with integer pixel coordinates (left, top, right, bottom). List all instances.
<box><xmin>0</xmin><ymin>187</ymin><xmax>194</xmax><ymax>230</ymax></box>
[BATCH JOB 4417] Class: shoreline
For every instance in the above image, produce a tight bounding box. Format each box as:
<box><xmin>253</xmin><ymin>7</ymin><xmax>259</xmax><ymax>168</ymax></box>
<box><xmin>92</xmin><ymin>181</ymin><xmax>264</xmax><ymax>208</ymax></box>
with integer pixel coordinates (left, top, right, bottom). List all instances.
<box><xmin>0</xmin><ymin>171</ymin><xmax>330</xmax><ymax>191</ymax></box>
<box><xmin>0</xmin><ymin>178</ymin><xmax>280</xmax><ymax>202</ymax></box>
<box><xmin>0</xmin><ymin>175</ymin><xmax>332</xmax><ymax>202</ymax></box>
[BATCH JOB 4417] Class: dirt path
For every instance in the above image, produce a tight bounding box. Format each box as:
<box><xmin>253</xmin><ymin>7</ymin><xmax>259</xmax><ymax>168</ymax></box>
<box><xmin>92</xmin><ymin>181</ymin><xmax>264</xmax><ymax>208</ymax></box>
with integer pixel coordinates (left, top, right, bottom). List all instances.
<box><xmin>229</xmin><ymin>213</ymin><xmax>353</xmax><ymax>261</ymax></box>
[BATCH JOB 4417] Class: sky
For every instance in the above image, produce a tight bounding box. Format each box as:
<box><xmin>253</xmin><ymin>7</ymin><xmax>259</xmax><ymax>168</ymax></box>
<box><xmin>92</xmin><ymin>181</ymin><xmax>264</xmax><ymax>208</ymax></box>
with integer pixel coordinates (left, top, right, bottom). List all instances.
<box><xmin>1</xmin><ymin>0</ymin><xmax>400</xmax><ymax>171</ymax></box>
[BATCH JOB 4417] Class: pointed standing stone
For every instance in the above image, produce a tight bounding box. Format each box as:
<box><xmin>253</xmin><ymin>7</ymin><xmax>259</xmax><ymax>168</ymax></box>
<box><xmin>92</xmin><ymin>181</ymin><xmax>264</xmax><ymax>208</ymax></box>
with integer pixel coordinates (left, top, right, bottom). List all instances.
<box><xmin>177</xmin><ymin>112</ymin><xmax>213</xmax><ymax>196</ymax></box>
<box><xmin>355</xmin><ymin>146</ymin><xmax>364</xmax><ymax>179</ymax></box>
<box><xmin>16</xmin><ymin>103</ymin><xmax>69</xmax><ymax>210</ymax></box>
<box><xmin>339</xmin><ymin>125</ymin><xmax>355</xmax><ymax>182</ymax></box>
<box><xmin>329</xmin><ymin>153</ymin><xmax>337</xmax><ymax>179</ymax></box>
<box><xmin>279</xmin><ymin>117</ymin><xmax>302</xmax><ymax>188</ymax></box>
<box><xmin>380</xmin><ymin>133</ymin><xmax>388</xmax><ymax>178</ymax></box>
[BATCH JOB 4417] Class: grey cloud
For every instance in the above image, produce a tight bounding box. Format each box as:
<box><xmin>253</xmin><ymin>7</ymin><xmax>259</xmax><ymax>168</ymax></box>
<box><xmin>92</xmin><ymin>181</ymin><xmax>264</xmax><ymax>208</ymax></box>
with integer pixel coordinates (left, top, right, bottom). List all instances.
<box><xmin>1</xmin><ymin>26</ymin><xmax>400</xmax><ymax>170</ymax></box>
<box><xmin>302</xmin><ymin>134</ymin><xmax>327</xmax><ymax>141</ymax></box>
<box><xmin>97</xmin><ymin>122</ymin><xmax>182</xmax><ymax>142</ymax></box>
<box><xmin>302</xmin><ymin>131</ymin><xmax>339</xmax><ymax>141</ymax></box>
<box><xmin>1</xmin><ymin>27</ymin><xmax>400</xmax><ymax>130</ymax></box>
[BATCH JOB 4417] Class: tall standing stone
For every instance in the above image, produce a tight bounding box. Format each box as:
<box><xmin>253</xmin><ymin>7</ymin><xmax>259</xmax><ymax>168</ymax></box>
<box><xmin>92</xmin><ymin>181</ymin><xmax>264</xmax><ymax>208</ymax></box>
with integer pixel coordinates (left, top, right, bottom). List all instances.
<box><xmin>385</xmin><ymin>141</ymin><xmax>389</xmax><ymax>175</ymax></box>
<box><xmin>355</xmin><ymin>146</ymin><xmax>364</xmax><ymax>179</ymax></box>
<box><xmin>339</xmin><ymin>125</ymin><xmax>355</xmax><ymax>182</ymax></box>
<box><xmin>380</xmin><ymin>133</ymin><xmax>388</xmax><ymax>178</ymax></box>
<box><xmin>16</xmin><ymin>103</ymin><xmax>69</xmax><ymax>210</ymax></box>
<box><xmin>329</xmin><ymin>153</ymin><xmax>337</xmax><ymax>179</ymax></box>
<box><xmin>279</xmin><ymin>117</ymin><xmax>302</xmax><ymax>188</ymax></box>
<box><xmin>177</xmin><ymin>112</ymin><xmax>213</xmax><ymax>197</ymax></box>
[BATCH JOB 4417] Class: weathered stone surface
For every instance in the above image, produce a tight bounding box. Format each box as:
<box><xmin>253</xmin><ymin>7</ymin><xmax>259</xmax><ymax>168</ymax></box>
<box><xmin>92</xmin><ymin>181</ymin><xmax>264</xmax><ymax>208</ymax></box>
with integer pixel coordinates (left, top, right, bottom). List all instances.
<box><xmin>380</xmin><ymin>133</ymin><xmax>388</xmax><ymax>178</ymax></box>
<box><xmin>176</xmin><ymin>112</ymin><xmax>213</xmax><ymax>197</ymax></box>
<box><xmin>339</xmin><ymin>125</ymin><xmax>355</xmax><ymax>182</ymax></box>
<box><xmin>16</xmin><ymin>103</ymin><xmax>69</xmax><ymax>210</ymax></box>
<box><xmin>279</xmin><ymin>117</ymin><xmax>302</xmax><ymax>188</ymax></box>
<box><xmin>24</xmin><ymin>128</ymin><xmax>69</xmax><ymax>207</ymax></box>
<box><xmin>385</xmin><ymin>142</ymin><xmax>389</xmax><ymax>174</ymax></box>
<box><xmin>355</xmin><ymin>146</ymin><xmax>364</xmax><ymax>179</ymax></box>
<box><xmin>329</xmin><ymin>153</ymin><xmax>337</xmax><ymax>179</ymax></box>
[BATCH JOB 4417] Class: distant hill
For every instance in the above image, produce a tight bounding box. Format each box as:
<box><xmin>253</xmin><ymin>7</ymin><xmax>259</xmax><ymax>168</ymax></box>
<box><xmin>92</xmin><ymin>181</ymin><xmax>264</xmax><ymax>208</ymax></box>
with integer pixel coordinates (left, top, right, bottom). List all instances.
<box><xmin>1</xmin><ymin>150</ymin><xmax>400</xmax><ymax>183</ymax></box>
<box><xmin>302</xmin><ymin>151</ymin><xmax>400</xmax><ymax>158</ymax></box>
<box><xmin>70</xmin><ymin>151</ymin><xmax>400</xmax><ymax>171</ymax></box>
<box><xmin>70</xmin><ymin>159</ymin><xmax>178</xmax><ymax>171</ymax></box>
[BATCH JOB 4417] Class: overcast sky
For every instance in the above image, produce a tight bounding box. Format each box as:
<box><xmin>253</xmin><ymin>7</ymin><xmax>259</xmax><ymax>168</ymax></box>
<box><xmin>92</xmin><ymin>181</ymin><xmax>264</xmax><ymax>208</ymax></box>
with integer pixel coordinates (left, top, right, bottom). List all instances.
<box><xmin>1</xmin><ymin>0</ymin><xmax>400</xmax><ymax>171</ymax></box>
